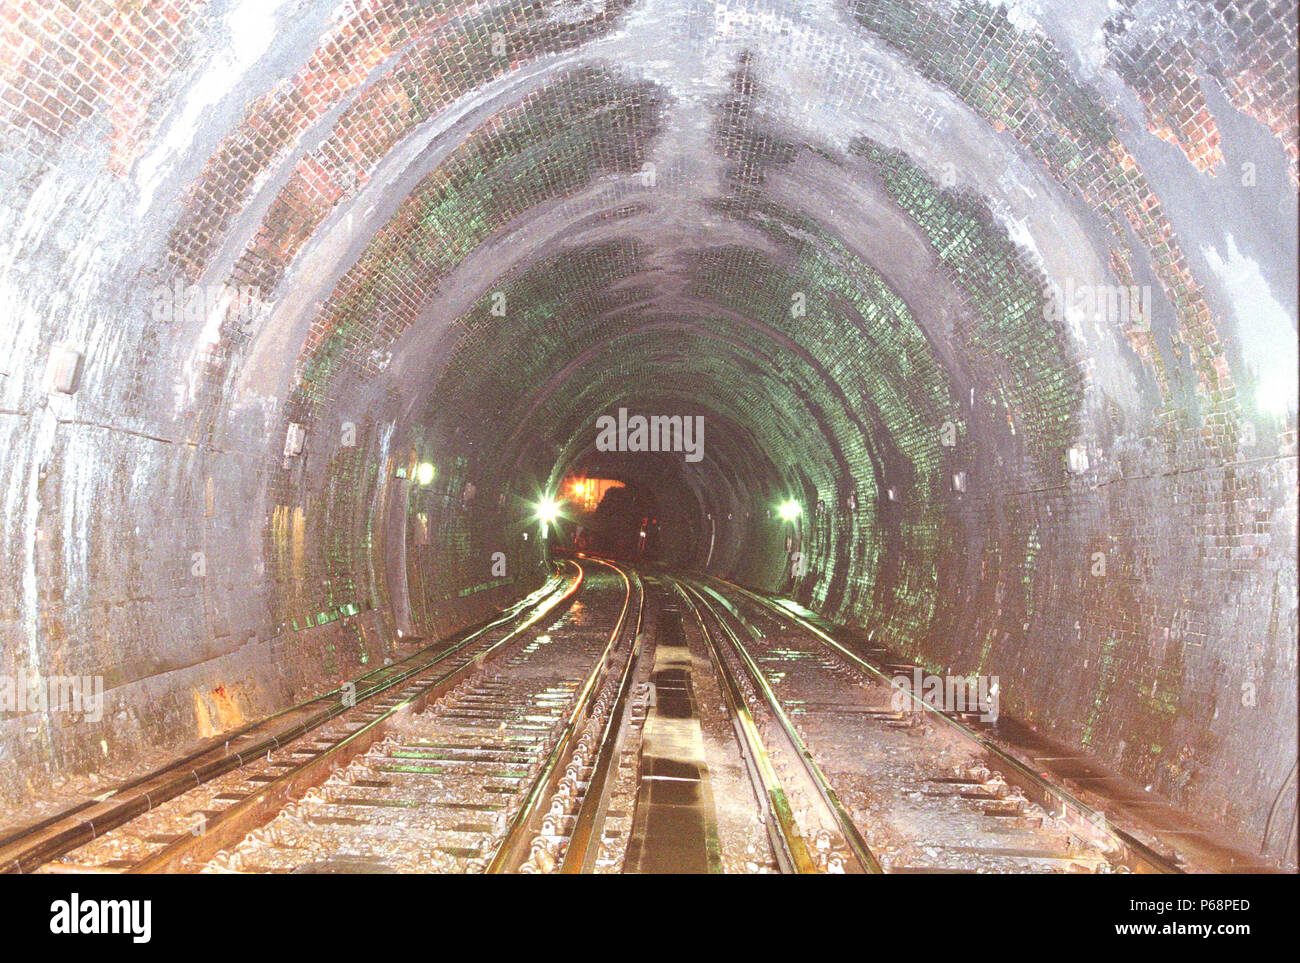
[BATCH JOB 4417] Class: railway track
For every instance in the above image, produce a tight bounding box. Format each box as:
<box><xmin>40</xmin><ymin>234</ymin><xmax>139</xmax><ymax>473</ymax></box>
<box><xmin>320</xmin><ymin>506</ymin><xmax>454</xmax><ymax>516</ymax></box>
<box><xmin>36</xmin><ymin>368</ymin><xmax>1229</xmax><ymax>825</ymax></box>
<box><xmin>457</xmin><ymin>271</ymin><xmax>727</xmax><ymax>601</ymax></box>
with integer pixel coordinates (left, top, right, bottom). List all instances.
<box><xmin>190</xmin><ymin>557</ymin><xmax>645</xmax><ymax>874</ymax></box>
<box><xmin>32</xmin><ymin>557</ymin><xmax>642</xmax><ymax>874</ymax></box>
<box><xmin>674</xmin><ymin>580</ymin><xmax>877</xmax><ymax>873</ymax></box>
<box><xmin>3</xmin><ymin>561</ymin><xmax>593</xmax><ymax>873</ymax></box>
<box><xmin>3</xmin><ymin>557</ymin><xmax>1192</xmax><ymax>874</ymax></box>
<box><xmin>679</xmin><ymin>576</ymin><xmax>1184</xmax><ymax>874</ymax></box>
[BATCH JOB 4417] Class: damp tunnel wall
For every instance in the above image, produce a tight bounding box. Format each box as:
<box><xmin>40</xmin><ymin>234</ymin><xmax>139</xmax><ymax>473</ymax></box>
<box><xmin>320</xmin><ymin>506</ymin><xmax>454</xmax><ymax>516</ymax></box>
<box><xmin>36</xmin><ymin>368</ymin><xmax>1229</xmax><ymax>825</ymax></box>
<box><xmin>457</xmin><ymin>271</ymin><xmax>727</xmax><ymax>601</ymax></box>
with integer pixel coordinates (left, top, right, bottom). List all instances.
<box><xmin>0</xmin><ymin>0</ymin><xmax>1295</xmax><ymax>862</ymax></box>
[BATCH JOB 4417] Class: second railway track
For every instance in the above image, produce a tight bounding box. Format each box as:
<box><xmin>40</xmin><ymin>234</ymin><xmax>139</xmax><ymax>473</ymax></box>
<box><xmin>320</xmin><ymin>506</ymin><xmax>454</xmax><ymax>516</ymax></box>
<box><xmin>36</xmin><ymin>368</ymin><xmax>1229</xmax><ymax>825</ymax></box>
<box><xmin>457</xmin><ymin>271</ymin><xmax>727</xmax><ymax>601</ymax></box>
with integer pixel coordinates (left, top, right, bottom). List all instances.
<box><xmin>678</xmin><ymin>576</ymin><xmax>1183</xmax><ymax>874</ymax></box>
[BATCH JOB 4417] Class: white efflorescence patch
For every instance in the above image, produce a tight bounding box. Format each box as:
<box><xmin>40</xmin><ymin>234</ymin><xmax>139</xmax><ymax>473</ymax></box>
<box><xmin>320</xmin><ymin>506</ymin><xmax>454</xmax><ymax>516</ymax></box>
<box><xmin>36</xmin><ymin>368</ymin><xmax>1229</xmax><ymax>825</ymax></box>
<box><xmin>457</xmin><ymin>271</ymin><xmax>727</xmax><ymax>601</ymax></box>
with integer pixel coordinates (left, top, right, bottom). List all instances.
<box><xmin>135</xmin><ymin>0</ymin><xmax>295</xmax><ymax>218</ymax></box>
<box><xmin>971</xmin><ymin>0</ymin><xmax>1048</xmax><ymax>35</ymax></box>
<box><xmin>1202</xmin><ymin>234</ymin><xmax>1298</xmax><ymax>416</ymax></box>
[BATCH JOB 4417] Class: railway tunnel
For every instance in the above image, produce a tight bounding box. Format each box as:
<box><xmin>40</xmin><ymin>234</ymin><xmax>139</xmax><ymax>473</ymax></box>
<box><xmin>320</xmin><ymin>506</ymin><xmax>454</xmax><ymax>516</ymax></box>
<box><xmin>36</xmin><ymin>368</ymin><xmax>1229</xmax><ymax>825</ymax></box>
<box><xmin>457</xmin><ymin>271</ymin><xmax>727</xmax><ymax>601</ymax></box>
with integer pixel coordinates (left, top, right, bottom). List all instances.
<box><xmin>0</xmin><ymin>0</ymin><xmax>1296</xmax><ymax>875</ymax></box>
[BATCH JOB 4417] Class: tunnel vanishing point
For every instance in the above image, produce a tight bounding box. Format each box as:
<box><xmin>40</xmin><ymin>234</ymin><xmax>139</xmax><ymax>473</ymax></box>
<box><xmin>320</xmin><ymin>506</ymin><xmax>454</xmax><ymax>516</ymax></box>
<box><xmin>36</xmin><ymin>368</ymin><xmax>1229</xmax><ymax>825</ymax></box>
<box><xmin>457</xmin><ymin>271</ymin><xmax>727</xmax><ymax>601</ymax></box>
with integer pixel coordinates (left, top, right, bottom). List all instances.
<box><xmin>0</xmin><ymin>0</ymin><xmax>1296</xmax><ymax>871</ymax></box>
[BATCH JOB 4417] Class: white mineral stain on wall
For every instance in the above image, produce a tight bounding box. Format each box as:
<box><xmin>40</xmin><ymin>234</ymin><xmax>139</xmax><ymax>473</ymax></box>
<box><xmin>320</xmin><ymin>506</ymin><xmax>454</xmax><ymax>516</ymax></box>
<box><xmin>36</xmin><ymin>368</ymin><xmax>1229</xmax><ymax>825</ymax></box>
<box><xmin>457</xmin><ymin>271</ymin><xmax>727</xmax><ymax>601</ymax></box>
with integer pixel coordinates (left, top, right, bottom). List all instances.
<box><xmin>135</xmin><ymin>0</ymin><xmax>295</xmax><ymax>218</ymax></box>
<box><xmin>1203</xmin><ymin>235</ymin><xmax>1299</xmax><ymax>416</ymax></box>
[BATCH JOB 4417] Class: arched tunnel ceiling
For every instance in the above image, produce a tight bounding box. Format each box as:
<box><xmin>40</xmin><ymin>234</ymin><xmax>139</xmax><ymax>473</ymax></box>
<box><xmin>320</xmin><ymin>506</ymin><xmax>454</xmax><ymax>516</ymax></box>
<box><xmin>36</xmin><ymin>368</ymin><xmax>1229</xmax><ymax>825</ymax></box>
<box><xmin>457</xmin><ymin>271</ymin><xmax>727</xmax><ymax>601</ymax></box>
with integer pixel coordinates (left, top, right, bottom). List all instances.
<box><xmin>5</xmin><ymin>0</ymin><xmax>1289</xmax><ymax>470</ymax></box>
<box><xmin>0</xmin><ymin>0</ymin><xmax>1296</xmax><ymax>859</ymax></box>
<box><xmin>133</xmin><ymin>0</ymin><xmax>1292</xmax><ymax>502</ymax></box>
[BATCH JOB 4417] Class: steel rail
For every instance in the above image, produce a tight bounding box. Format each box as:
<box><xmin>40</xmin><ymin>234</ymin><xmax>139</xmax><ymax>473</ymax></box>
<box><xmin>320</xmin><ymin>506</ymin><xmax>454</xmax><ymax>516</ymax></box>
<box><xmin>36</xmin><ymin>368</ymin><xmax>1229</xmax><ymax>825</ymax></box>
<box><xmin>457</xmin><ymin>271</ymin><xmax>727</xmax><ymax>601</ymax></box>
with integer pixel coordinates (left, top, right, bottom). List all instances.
<box><xmin>682</xmin><ymin>580</ymin><xmax>883</xmax><ymax>874</ymax></box>
<box><xmin>557</xmin><ymin>560</ymin><xmax>649</xmax><ymax>874</ymax></box>
<box><xmin>705</xmin><ymin>575</ymin><xmax>1183</xmax><ymax>875</ymax></box>
<box><xmin>487</xmin><ymin>555</ymin><xmax>644</xmax><ymax>874</ymax></box>
<box><xmin>0</xmin><ymin>570</ymin><xmax>577</xmax><ymax>874</ymax></box>
<box><xmin>3</xmin><ymin>563</ymin><xmax>582</xmax><ymax>874</ymax></box>
<box><xmin>125</xmin><ymin>561</ymin><xmax>587</xmax><ymax>874</ymax></box>
<box><xmin>672</xmin><ymin>580</ymin><xmax>817</xmax><ymax>874</ymax></box>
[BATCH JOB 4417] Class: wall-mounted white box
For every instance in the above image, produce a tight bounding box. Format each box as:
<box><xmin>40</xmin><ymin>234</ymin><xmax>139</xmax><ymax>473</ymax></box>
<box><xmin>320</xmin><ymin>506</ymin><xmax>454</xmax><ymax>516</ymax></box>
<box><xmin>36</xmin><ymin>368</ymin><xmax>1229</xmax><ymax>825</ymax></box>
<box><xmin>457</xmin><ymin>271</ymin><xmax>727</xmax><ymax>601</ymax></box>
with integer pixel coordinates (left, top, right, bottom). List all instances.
<box><xmin>284</xmin><ymin>422</ymin><xmax>306</xmax><ymax>458</ymax></box>
<box><xmin>48</xmin><ymin>346</ymin><xmax>83</xmax><ymax>394</ymax></box>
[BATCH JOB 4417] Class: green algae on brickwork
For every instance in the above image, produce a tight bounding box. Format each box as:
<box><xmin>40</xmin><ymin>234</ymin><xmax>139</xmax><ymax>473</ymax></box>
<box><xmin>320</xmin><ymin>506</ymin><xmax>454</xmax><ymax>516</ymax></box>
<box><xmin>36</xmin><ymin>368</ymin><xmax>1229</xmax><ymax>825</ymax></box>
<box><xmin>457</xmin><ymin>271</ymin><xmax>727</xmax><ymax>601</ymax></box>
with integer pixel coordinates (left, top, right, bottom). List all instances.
<box><xmin>298</xmin><ymin>67</ymin><xmax>664</xmax><ymax>399</ymax></box>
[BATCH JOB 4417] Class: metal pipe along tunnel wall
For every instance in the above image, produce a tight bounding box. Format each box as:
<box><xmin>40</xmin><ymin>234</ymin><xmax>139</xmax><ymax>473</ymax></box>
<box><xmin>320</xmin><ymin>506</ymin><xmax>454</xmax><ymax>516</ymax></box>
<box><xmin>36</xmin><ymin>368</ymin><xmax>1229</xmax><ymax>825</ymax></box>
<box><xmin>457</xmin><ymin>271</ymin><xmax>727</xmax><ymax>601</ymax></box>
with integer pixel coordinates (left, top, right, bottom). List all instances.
<box><xmin>0</xmin><ymin>0</ymin><xmax>1295</xmax><ymax>863</ymax></box>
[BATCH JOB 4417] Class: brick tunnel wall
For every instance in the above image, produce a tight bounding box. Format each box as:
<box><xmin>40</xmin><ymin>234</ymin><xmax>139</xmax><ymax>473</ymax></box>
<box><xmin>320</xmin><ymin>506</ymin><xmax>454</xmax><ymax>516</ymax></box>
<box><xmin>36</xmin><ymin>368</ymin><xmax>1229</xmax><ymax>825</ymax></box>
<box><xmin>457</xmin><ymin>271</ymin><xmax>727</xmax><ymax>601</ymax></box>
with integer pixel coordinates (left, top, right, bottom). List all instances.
<box><xmin>0</xmin><ymin>0</ymin><xmax>1295</xmax><ymax>861</ymax></box>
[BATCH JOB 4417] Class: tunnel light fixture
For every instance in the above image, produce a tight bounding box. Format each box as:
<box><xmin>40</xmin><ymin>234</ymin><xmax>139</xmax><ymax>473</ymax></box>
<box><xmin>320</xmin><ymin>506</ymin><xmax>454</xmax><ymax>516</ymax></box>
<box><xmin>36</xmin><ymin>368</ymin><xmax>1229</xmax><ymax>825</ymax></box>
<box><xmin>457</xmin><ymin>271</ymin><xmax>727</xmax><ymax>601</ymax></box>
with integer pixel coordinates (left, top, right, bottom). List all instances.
<box><xmin>416</xmin><ymin>462</ymin><xmax>435</xmax><ymax>486</ymax></box>
<box><xmin>535</xmin><ymin>496</ymin><xmax>562</xmax><ymax>526</ymax></box>
<box><xmin>778</xmin><ymin>500</ymin><xmax>802</xmax><ymax>522</ymax></box>
<box><xmin>535</xmin><ymin>495</ymin><xmax>563</xmax><ymax>539</ymax></box>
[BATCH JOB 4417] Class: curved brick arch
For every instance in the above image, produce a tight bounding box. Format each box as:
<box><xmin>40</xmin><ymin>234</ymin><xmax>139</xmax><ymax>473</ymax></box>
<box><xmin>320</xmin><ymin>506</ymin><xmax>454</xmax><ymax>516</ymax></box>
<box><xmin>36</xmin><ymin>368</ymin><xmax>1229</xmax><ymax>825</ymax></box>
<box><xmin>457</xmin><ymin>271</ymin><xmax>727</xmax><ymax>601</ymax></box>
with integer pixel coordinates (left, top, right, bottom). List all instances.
<box><xmin>0</xmin><ymin>0</ymin><xmax>1295</xmax><ymax>863</ymax></box>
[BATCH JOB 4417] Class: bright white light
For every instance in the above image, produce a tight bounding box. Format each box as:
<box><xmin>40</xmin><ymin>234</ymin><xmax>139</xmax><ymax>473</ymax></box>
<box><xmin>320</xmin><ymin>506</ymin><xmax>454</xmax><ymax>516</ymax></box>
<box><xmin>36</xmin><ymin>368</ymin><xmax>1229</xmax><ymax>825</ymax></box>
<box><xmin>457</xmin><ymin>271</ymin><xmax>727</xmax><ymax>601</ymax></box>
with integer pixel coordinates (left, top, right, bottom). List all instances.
<box><xmin>778</xmin><ymin>500</ymin><xmax>801</xmax><ymax>522</ymax></box>
<box><xmin>535</xmin><ymin>496</ymin><xmax>562</xmax><ymax>526</ymax></box>
<box><xmin>535</xmin><ymin>496</ymin><xmax>563</xmax><ymax>541</ymax></box>
<box><xmin>416</xmin><ymin>462</ymin><xmax>435</xmax><ymax>486</ymax></box>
